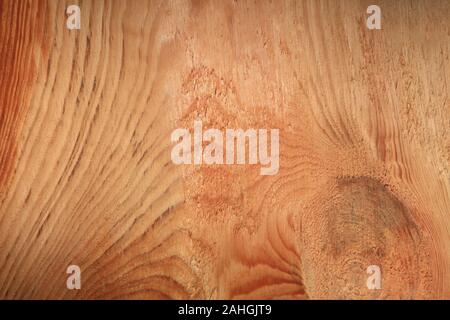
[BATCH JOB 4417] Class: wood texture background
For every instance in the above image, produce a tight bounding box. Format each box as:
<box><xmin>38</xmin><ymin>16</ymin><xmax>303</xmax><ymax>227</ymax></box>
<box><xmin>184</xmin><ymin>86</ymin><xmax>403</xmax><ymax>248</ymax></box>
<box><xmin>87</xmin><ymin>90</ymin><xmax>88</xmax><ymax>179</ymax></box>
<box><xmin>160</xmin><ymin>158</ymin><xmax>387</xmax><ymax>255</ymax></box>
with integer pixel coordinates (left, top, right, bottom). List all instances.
<box><xmin>0</xmin><ymin>0</ymin><xmax>449</xmax><ymax>299</ymax></box>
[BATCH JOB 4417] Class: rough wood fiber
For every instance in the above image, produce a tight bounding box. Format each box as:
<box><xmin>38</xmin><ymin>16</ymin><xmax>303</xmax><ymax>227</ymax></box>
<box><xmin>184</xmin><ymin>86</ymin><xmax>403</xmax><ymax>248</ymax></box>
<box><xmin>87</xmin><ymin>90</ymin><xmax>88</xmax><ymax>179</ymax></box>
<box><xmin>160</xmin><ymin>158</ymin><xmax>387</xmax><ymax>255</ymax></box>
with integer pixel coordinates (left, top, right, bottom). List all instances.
<box><xmin>0</xmin><ymin>0</ymin><xmax>449</xmax><ymax>299</ymax></box>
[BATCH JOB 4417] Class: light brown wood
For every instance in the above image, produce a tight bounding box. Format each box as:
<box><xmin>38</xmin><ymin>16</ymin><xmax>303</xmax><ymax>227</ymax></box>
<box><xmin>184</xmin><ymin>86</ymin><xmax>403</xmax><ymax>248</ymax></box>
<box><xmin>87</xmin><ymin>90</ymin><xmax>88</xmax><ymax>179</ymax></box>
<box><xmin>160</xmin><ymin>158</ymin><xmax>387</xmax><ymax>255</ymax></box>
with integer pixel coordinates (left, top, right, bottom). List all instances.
<box><xmin>0</xmin><ymin>0</ymin><xmax>449</xmax><ymax>299</ymax></box>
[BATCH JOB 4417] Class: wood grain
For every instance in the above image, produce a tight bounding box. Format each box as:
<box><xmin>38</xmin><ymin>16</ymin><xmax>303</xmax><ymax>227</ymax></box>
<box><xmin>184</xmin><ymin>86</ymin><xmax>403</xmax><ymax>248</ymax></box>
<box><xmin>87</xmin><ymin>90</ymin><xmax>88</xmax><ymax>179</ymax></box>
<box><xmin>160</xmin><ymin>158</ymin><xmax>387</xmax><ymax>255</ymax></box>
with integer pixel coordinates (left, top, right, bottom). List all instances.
<box><xmin>0</xmin><ymin>0</ymin><xmax>449</xmax><ymax>299</ymax></box>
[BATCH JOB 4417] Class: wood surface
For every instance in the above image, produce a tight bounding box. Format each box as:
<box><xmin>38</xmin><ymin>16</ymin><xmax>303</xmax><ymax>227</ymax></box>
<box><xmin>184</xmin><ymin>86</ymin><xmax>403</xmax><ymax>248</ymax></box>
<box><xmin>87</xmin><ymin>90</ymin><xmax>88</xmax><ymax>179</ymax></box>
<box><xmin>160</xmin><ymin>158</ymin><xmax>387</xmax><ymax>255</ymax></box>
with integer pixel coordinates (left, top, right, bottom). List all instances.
<box><xmin>0</xmin><ymin>0</ymin><xmax>449</xmax><ymax>299</ymax></box>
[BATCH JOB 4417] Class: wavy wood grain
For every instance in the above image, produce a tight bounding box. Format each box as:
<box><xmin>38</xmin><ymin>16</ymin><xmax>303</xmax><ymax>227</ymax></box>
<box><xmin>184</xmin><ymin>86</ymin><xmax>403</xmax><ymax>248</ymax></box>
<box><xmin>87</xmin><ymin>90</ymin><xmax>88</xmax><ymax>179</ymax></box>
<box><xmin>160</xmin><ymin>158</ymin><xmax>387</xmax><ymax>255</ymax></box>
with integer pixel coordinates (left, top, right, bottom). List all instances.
<box><xmin>0</xmin><ymin>0</ymin><xmax>449</xmax><ymax>299</ymax></box>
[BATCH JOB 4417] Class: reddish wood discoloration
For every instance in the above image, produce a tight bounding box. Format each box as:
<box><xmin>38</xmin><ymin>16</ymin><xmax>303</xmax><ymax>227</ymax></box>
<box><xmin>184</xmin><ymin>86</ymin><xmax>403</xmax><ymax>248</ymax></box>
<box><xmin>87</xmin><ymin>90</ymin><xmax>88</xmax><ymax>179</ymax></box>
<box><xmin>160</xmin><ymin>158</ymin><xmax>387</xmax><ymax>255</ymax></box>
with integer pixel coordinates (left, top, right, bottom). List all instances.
<box><xmin>0</xmin><ymin>0</ymin><xmax>46</xmax><ymax>194</ymax></box>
